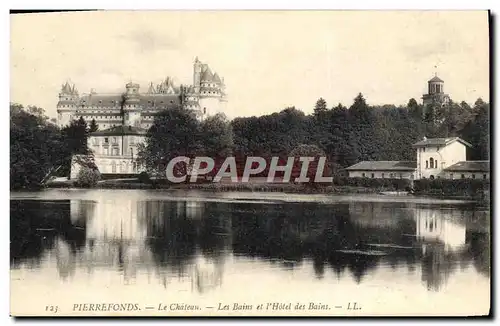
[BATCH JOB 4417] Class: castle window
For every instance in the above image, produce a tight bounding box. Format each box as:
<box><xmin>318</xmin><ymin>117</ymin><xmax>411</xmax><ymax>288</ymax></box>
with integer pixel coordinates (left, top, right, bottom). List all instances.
<box><xmin>484</xmin><ymin>174</ymin><xmax>487</xmax><ymax>179</ymax></box>
<box><xmin>104</xmin><ymin>137</ymin><xmax>109</xmax><ymax>144</ymax></box>
<box><xmin>472</xmin><ymin>174</ymin><xmax>476</xmax><ymax>179</ymax></box>
<box><xmin>170</xmin><ymin>100</ymin><xmax>173</xmax><ymax>104</ymax></box>
<box><xmin>362</xmin><ymin>173</ymin><xmax>366</xmax><ymax>178</ymax></box>
<box><xmin>450</xmin><ymin>173</ymin><xmax>454</xmax><ymax>179</ymax></box>
<box><xmin>426</xmin><ymin>160</ymin><xmax>429</xmax><ymax>169</ymax></box>
<box><xmin>429</xmin><ymin>158</ymin><xmax>434</xmax><ymax>169</ymax></box>
<box><xmin>461</xmin><ymin>174</ymin><xmax>465</xmax><ymax>179</ymax></box>
<box><xmin>389</xmin><ymin>173</ymin><xmax>394</xmax><ymax>178</ymax></box>
<box><xmin>435</xmin><ymin>160</ymin><xmax>438</xmax><ymax>168</ymax></box>
<box><xmin>381</xmin><ymin>173</ymin><xmax>385</xmax><ymax>179</ymax></box>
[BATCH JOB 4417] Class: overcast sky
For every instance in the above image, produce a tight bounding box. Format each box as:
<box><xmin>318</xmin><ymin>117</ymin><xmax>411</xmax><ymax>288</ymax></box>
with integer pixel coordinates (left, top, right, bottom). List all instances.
<box><xmin>10</xmin><ymin>11</ymin><xmax>489</xmax><ymax>119</ymax></box>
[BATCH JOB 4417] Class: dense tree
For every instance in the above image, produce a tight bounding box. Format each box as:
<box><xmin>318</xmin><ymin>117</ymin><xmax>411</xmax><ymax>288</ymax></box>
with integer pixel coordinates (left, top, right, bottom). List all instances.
<box><xmin>138</xmin><ymin>107</ymin><xmax>202</xmax><ymax>176</ymax></box>
<box><xmin>313</xmin><ymin>97</ymin><xmax>328</xmax><ymax>117</ymax></box>
<box><xmin>11</xmin><ymin>104</ymin><xmax>65</xmax><ymax>189</ymax></box>
<box><xmin>62</xmin><ymin>116</ymin><xmax>90</xmax><ymax>155</ymax></box>
<box><xmin>89</xmin><ymin>119</ymin><xmax>99</xmax><ymax>132</ymax></box>
<box><xmin>461</xmin><ymin>99</ymin><xmax>490</xmax><ymax>160</ymax></box>
<box><xmin>10</xmin><ymin>104</ymin><xmax>95</xmax><ymax>189</ymax></box>
<box><xmin>200</xmin><ymin>113</ymin><xmax>234</xmax><ymax>157</ymax></box>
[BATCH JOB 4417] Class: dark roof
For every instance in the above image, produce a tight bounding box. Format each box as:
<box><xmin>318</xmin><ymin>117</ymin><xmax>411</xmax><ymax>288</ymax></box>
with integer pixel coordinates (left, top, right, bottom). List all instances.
<box><xmin>138</xmin><ymin>94</ymin><xmax>181</xmax><ymax>108</ymax></box>
<box><xmin>213</xmin><ymin>72</ymin><xmax>222</xmax><ymax>84</ymax></box>
<box><xmin>429</xmin><ymin>76</ymin><xmax>444</xmax><ymax>83</ymax></box>
<box><xmin>90</xmin><ymin>125</ymin><xmax>147</xmax><ymax>136</ymax></box>
<box><xmin>412</xmin><ymin>137</ymin><xmax>472</xmax><ymax>148</ymax></box>
<box><xmin>201</xmin><ymin>66</ymin><xmax>214</xmax><ymax>81</ymax></box>
<box><xmin>444</xmin><ymin>161</ymin><xmax>490</xmax><ymax>172</ymax></box>
<box><xmin>345</xmin><ymin>161</ymin><xmax>417</xmax><ymax>171</ymax></box>
<box><xmin>78</xmin><ymin>94</ymin><xmax>123</xmax><ymax>107</ymax></box>
<box><xmin>67</xmin><ymin>93</ymin><xmax>182</xmax><ymax>109</ymax></box>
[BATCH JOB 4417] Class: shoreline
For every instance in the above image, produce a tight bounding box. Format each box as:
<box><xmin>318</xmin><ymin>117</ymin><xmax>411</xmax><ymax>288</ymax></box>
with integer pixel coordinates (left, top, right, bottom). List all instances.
<box><xmin>13</xmin><ymin>180</ymin><xmax>487</xmax><ymax>203</ymax></box>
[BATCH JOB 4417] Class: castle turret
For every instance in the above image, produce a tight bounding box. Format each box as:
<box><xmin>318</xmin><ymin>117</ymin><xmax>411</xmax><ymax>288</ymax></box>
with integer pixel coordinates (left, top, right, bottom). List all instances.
<box><xmin>193</xmin><ymin>56</ymin><xmax>202</xmax><ymax>93</ymax></box>
<box><xmin>123</xmin><ymin>82</ymin><xmax>141</xmax><ymax>127</ymax></box>
<box><xmin>56</xmin><ymin>81</ymin><xmax>79</xmax><ymax>127</ymax></box>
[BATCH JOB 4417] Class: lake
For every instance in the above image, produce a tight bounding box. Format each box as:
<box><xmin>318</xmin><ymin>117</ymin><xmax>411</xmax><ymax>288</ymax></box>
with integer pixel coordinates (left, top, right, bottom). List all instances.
<box><xmin>10</xmin><ymin>189</ymin><xmax>490</xmax><ymax>316</ymax></box>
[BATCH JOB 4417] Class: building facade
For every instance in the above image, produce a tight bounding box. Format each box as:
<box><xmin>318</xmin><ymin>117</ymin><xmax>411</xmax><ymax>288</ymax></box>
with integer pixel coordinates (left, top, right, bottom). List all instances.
<box><xmin>64</xmin><ymin>57</ymin><xmax>226</xmax><ymax>178</ymax></box>
<box><xmin>346</xmin><ymin>137</ymin><xmax>490</xmax><ymax>180</ymax></box>
<box><xmin>57</xmin><ymin>57</ymin><xmax>227</xmax><ymax>129</ymax></box>
<box><xmin>413</xmin><ymin>136</ymin><xmax>470</xmax><ymax>179</ymax></box>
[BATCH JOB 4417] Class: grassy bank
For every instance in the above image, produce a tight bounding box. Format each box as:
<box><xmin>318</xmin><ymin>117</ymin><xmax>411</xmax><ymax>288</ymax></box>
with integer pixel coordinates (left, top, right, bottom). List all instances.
<box><xmin>45</xmin><ymin>178</ymin><xmax>490</xmax><ymax>201</ymax></box>
<box><xmin>47</xmin><ymin>179</ymin><xmax>399</xmax><ymax>194</ymax></box>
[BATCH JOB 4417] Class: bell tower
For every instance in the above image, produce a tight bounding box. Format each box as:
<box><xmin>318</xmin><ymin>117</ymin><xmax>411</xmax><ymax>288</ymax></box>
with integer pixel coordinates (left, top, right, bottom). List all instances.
<box><xmin>422</xmin><ymin>73</ymin><xmax>450</xmax><ymax>108</ymax></box>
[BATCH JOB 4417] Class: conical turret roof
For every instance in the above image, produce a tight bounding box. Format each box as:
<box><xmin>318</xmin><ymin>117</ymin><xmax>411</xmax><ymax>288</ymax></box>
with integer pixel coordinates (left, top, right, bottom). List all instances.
<box><xmin>429</xmin><ymin>76</ymin><xmax>444</xmax><ymax>83</ymax></box>
<box><xmin>213</xmin><ymin>72</ymin><xmax>222</xmax><ymax>84</ymax></box>
<box><xmin>201</xmin><ymin>66</ymin><xmax>214</xmax><ymax>81</ymax></box>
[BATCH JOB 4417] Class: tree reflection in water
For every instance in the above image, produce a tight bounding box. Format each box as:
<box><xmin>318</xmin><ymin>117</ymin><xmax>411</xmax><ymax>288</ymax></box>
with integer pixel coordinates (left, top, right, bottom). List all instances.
<box><xmin>10</xmin><ymin>197</ymin><xmax>490</xmax><ymax>292</ymax></box>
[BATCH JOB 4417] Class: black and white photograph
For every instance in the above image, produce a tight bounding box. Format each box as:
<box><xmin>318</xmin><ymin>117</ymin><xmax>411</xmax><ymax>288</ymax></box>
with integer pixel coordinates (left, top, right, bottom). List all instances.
<box><xmin>9</xmin><ymin>10</ymin><xmax>491</xmax><ymax>317</ymax></box>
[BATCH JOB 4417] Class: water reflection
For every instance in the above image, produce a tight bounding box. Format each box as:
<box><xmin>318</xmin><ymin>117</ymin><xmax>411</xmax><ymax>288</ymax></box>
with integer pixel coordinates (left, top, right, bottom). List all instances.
<box><xmin>10</xmin><ymin>195</ymin><xmax>490</xmax><ymax>294</ymax></box>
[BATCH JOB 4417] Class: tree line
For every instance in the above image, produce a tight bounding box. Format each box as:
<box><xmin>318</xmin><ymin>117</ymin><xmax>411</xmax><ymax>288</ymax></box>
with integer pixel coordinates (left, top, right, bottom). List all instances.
<box><xmin>10</xmin><ymin>104</ymin><xmax>97</xmax><ymax>189</ymax></box>
<box><xmin>10</xmin><ymin>92</ymin><xmax>490</xmax><ymax>189</ymax></box>
<box><xmin>231</xmin><ymin>94</ymin><xmax>489</xmax><ymax>171</ymax></box>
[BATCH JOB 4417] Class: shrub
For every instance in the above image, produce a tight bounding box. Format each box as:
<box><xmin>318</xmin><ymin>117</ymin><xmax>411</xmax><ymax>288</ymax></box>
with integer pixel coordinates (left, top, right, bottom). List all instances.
<box><xmin>138</xmin><ymin>171</ymin><xmax>151</xmax><ymax>184</ymax></box>
<box><xmin>414</xmin><ymin>178</ymin><xmax>489</xmax><ymax>196</ymax></box>
<box><xmin>333</xmin><ymin>177</ymin><xmax>412</xmax><ymax>190</ymax></box>
<box><xmin>75</xmin><ymin>167</ymin><xmax>100</xmax><ymax>188</ymax></box>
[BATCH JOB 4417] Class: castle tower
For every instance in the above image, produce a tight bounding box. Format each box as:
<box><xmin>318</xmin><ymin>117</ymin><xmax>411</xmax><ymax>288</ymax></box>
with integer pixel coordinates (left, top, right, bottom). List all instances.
<box><xmin>193</xmin><ymin>56</ymin><xmax>202</xmax><ymax>93</ymax></box>
<box><xmin>123</xmin><ymin>82</ymin><xmax>141</xmax><ymax>127</ymax></box>
<box><xmin>56</xmin><ymin>81</ymin><xmax>79</xmax><ymax>127</ymax></box>
<box><xmin>198</xmin><ymin>65</ymin><xmax>223</xmax><ymax>117</ymax></box>
<box><xmin>422</xmin><ymin>74</ymin><xmax>450</xmax><ymax>107</ymax></box>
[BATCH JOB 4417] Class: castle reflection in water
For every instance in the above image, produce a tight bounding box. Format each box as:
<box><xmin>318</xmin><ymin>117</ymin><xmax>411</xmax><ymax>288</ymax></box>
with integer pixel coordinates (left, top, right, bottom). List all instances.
<box><xmin>10</xmin><ymin>195</ymin><xmax>490</xmax><ymax>293</ymax></box>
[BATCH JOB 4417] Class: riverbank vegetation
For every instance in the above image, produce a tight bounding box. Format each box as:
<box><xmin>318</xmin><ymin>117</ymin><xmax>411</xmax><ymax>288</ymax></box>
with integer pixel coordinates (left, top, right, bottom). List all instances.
<box><xmin>10</xmin><ymin>104</ymin><xmax>93</xmax><ymax>190</ymax></box>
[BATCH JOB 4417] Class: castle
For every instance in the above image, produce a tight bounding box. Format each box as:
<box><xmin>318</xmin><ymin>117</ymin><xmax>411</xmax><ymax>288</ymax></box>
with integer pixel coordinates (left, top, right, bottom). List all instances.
<box><xmin>57</xmin><ymin>57</ymin><xmax>227</xmax><ymax>129</ymax></box>
<box><xmin>65</xmin><ymin>57</ymin><xmax>227</xmax><ymax>178</ymax></box>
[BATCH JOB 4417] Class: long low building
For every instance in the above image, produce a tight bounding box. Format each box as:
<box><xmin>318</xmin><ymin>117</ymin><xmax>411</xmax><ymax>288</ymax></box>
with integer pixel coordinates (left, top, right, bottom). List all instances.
<box><xmin>443</xmin><ymin>161</ymin><xmax>490</xmax><ymax>180</ymax></box>
<box><xmin>345</xmin><ymin>137</ymin><xmax>489</xmax><ymax>180</ymax></box>
<box><xmin>345</xmin><ymin>161</ymin><xmax>417</xmax><ymax>179</ymax></box>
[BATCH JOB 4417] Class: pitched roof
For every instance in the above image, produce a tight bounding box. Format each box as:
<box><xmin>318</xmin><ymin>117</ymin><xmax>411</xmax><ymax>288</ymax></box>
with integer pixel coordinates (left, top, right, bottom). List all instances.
<box><xmin>90</xmin><ymin>125</ymin><xmax>147</xmax><ymax>136</ymax></box>
<box><xmin>78</xmin><ymin>94</ymin><xmax>123</xmax><ymax>107</ymax></box>
<box><xmin>444</xmin><ymin>161</ymin><xmax>490</xmax><ymax>172</ymax></box>
<box><xmin>345</xmin><ymin>161</ymin><xmax>417</xmax><ymax>171</ymax></box>
<box><xmin>429</xmin><ymin>76</ymin><xmax>444</xmax><ymax>83</ymax></box>
<box><xmin>213</xmin><ymin>72</ymin><xmax>222</xmax><ymax>84</ymax></box>
<box><xmin>201</xmin><ymin>66</ymin><xmax>214</xmax><ymax>81</ymax></box>
<box><xmin>139</xmin><ymin>94</ymin><xmax>181</xmax><ymax>108</ymax></box>
<box><xmin>412</xmin><ymin>137</ymin><xmax>472</xmax><ymax>148</ymax></box>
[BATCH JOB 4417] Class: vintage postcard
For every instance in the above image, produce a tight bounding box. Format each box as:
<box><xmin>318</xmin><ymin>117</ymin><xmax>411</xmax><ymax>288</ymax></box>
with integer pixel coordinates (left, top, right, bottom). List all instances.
<box><xmin>10</xmin><ymin>10</ymin><xmax>490</xmax><ymax>317</ymax></box>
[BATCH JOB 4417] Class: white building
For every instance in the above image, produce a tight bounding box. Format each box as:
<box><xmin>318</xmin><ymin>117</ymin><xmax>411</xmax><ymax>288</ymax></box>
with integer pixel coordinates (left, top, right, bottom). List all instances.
<box><xmin>346</xmin><ymin>137</ymin><xmax>490</xmax><ymax>180</ymax></box>
<box><xmin>70</xmin><ymin>126</ymin><xmax>147</xmax><ymax>178</ymax></box>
